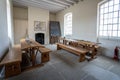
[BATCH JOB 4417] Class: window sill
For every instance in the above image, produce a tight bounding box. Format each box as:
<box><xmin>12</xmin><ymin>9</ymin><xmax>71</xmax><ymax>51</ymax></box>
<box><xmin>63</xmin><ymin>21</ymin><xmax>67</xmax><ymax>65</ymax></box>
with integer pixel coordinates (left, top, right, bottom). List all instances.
<box><xmin>99</xmin><ymin>36</ymin><xmax>120</xmax><ymax>41</ymax></box>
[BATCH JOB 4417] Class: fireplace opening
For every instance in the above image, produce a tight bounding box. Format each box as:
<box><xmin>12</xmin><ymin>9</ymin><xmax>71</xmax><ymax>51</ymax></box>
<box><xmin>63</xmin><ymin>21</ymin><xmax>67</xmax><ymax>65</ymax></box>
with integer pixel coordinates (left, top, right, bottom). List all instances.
<box><xmin>35</xmin><ymin>33</ymin><xmax>44</xmax><ymax>44</ymax></box>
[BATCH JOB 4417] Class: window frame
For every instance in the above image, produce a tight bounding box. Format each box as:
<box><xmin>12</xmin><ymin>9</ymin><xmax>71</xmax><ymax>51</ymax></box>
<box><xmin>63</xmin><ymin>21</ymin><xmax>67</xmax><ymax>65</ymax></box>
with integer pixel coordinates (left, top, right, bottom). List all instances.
<box><xmin>64</xmin><ymin>12</ymin><xmax>72</xmax><ymax>36</ymax></box>
<box><xmin>97</xmin><ymin>0</ymin><xmax>120</xmax><ymax>40</ymax></box>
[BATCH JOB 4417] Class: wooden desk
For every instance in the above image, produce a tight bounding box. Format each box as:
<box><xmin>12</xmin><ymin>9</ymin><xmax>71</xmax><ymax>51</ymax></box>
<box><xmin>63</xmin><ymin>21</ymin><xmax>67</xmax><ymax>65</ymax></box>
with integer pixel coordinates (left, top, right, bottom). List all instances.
<box><xmin>20</xmin><ymin>39</ymin><xmax>45</xmax><ymax>66</ymax></box>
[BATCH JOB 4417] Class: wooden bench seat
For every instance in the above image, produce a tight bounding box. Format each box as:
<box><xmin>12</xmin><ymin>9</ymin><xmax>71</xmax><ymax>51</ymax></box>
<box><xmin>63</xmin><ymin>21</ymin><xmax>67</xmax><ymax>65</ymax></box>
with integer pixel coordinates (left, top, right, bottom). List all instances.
<box><xmin>57</xmin><ymin>43</ymin><xmax>88</xmax><ymax>62</ymax></box>
<box><xmin>39</xmin><ymin>48</ymin><xmax>51</xmax><ymax>63</ymax></box>
<box><xmin>0</xmin><ymin>45</ymin><xmax>22</xmax><ymax>78</ymax></box>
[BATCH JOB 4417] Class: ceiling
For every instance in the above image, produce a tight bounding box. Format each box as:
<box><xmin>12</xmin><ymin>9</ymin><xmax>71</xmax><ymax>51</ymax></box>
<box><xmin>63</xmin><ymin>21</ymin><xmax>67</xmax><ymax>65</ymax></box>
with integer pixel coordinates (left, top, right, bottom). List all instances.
<box><xmin>13</xmin><ymin>0</ymin><xmax>80</xmax><ymax>13</ymax></box>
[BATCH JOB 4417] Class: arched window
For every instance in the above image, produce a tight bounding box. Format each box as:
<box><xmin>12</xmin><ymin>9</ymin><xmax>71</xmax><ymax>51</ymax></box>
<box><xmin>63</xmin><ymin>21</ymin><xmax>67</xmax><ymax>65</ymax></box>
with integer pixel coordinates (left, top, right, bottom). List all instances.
<box><xmin>98</xmin><ymin>0</ymin><xmax>120</xmax><ymax>39</ymax></box>
<box><xmin>64</xmin><ymin>12</ymin><xmax>72</xmax><ymax>36</ymax></box>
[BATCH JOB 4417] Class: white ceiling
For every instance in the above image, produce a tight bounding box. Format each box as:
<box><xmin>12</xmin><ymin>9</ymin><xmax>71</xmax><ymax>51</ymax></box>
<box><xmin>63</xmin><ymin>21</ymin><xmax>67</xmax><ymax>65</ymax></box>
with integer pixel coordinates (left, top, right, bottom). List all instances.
<box><xmin>13</xmin><ymin>0</ymin><xmax>80</xmax><ymax>13</ymax></box>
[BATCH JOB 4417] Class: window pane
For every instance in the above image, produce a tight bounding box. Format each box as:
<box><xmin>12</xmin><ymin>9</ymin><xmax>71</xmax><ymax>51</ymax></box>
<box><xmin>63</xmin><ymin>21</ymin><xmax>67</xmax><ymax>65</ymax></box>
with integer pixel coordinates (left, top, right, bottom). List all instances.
<box><xmin>112</xmin><ymin>31</ymin><xmax>117</xmax><ymax>37</ymax></box>
<box><xmin>108</xmin><ymin>31</ymin><xmax>112</xmax><ymax>36</ymax></box>
<box><xmin>108</xmin><ymin>12</ymin><xmax>113</xmax><ymax>18</ymax></box>
<box><xmin>118</xmin><ymin>31</ymin><xmax>120</xmax><ymax>37</ymax></box>
<box><xmin>113</xmin><ymin>11</ymin><xmax>118</xmax><ymax>18</ymax></box>
<box><xmin>100</xmin><ymin>25</ymin><xmax>104</xmax><ymax>30</ymax></box>
<box><xmin>105</xmin><ymin>2</ymin><xmax>108</xmax><ymax>7</ymax></box>
<box><xmin>99</xmin><ymin>31</ymin><xmax>103</xmax><ymax>36</ymax></box>
<box><xmin>100</xmin><ymin>20</ymin><xmax>103</xmax><ymax>25</ymax></box>
<box><xmin>104</xmin><ymin>25</ymin><xmax>107</xmax><ymax>30</ymax></box>
<box><xmin>108</xmin><ymin>25</ymin><xmax>112</xmax><ymax>30</ymax></box>
<box><xmin>100</xmin><ymin>4</ymin><xmax>104</xmax><ymax>8</ymax></box>
<box><xmin>104</xmin><ymin>19</ymin><xmax>108</xmax><ymax>24</ymax></box>
<box><xmin>108</xmin><ymin>18</ymin><xmax>112</xmax><ymax>24</ymax></box>
<box><xmin>119</xmin><ymin>24</ymin><xmax>120</xmax><ymax>30</ymax></box>
<box><xmin>100</xmin><ymin>8</ymin><xmax>104</xmax><ymax>14</ymax></box>
<box><xmin>114</xmin><ymin>4</ymin><xmax>119</xmax><ymax>11</ymax></box>
<box><xmin>119</xmin><ymin>18</ymin><xmax>120</xmax><ymax>23</ymax></box>
<box><xmin>100</xmin><ymin>14</ymin><xmax>103</xmax><ymax>19</ymax></box>
<box><xmin>114</xmin><ymin>0</ymin><xmax>119</xmax><ymax>5</ymax></box>
<box><xmin>104</xmin><ymin>13</ymin><xmax>108</xmax><ymax>19</ymax></box>
<box><xmin>109</xmin><ymin>0</ymin><xmax>114</xmax><ymax>6</ymax></box>
<box><xmin>119</xmin><ymin>11</ymin><xmax>120</xmax><ymax>17</ymax></box>
<box><xmin>109</xmin><ymin>6</ymin><xmax>113</xmax><ymax>12</ymax></box>
<box><xmin>113</xmin><ymin>18</ymin><xmax>118</xmax><ymax>23</ymax></box>
<box><xmin>104</xmin><ymin>7</ymin><xmax>108</xmax><ymax>13</ymax></box>
<box><xmin>113</xmin><ymin>24</ymin><xmax>118</xmax><ymax>30</ymax></box>
<box><xmin>103</xmin><ymin>31</ymin><xmax>108</xmax><ymax>36</ymax></box>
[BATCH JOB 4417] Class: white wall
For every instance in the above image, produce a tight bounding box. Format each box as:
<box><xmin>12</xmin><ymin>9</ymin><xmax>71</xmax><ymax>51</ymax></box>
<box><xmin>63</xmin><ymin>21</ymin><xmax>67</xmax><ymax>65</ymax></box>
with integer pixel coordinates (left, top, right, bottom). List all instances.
<box><xmin>99</xmin><ymin>39</ymin><xmax>120</xmax><ymax>57</ymax></box>
<box><xmin>13</xmin><ymin>7</ymin><xmax>28</xmax><ymax>20</ymax></box>
<box><xmin>0</xmin><ymin>0</ymin><xmax>9</xmax><ymax>60</ymax></box>
<box><xmin>13</xmin><ymin>7</ymin><xmax>28</xmax><ymax>44</ymax></box>
<box><xmin>14</xmin><ymin>19</ymin><xmax>28</xmax><ymax>44</ymax></box>
<box><xmin>50</xmin><ymin>13</ymin><xmax>56</xmax><ymax>21</ymax></box>
<box><xmin>56</xmin><ymin>0</ymin><xmax>101</xmax><ymax>42</ymax></box>
<box><xmin>28</xmin><ymin>6</ymin><xmax>49</xmax><ymax>44</ymax></box>
<box><xmin>56</xmin><ymin>0</ymin><xmax>119</xmax><ymax>58</ymax></box>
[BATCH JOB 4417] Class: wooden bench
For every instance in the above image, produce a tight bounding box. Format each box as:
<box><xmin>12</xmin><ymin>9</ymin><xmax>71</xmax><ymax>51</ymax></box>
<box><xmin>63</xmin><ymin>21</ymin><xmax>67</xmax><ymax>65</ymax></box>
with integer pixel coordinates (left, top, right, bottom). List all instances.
<box><xmin>57</xmin><ymin>43</ymin><xmax>88</xmax><ymax>62</ymax></box>
<box><xmin>0</xmin><ymin>45</ymin><xmax>22</xmax><ymax>78</ymax></box>
<box><xmin>39</xmin><ymin>48</ymin><xmax>51</xmax><ymax>63</ymax></box>
<box><xmin>58</xmin><ymin>38</ymin><xmax>99</xmax><ymax>60</ymax></box>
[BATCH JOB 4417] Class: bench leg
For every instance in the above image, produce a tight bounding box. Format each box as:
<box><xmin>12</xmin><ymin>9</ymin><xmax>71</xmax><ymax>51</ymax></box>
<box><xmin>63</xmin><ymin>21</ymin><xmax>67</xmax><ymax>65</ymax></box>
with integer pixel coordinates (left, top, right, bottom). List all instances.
<box><xmin>31</xmin><ymin>53</ymin><xmax>36</xmax><ymax>66</ymax></box>
<box><xmin>79</xmin><ymin>54</ymin><xmax>86</xmax><ymax>62</ymax></box>
<box><xmin>41</xmin><ymin>52</ymin><xmax>50</xmax><ymax>63</ymax></box>
<box><xmin>57</xmin><ymin>45</ymin><xmax>61</xmax><ymax>50</ymax></box>
<box><xmin>30</xmin><ymin>49</ymin><xmax>36</xmax><ymax>66</ymax></box>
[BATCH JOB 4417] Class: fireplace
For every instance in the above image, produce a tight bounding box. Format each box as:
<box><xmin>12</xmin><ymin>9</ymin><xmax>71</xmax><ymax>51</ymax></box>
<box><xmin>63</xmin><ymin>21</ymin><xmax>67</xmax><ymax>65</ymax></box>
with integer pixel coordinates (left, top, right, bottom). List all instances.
<box><xmin>35</xmin><ymin>33</ymin><xmax>44</xmax><ymax>44</ymax></box>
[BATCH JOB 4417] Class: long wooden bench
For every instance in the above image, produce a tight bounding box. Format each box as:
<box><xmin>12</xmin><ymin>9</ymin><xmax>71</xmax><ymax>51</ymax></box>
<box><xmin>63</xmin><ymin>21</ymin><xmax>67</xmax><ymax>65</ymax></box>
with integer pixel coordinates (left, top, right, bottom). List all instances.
<box><xmin>0</xmin><ymin>45</ymin><xmax>22</xmax><ymax>78</ymax></box>
<box><xmin>58</xmin><ymin>38</ymin><xmax>99</xmax><ymax>60</ymax></box>
<box><xmin>57</xmin><ymin>43</ymin><xmax>88</xmax><ymax>62</ymax></box>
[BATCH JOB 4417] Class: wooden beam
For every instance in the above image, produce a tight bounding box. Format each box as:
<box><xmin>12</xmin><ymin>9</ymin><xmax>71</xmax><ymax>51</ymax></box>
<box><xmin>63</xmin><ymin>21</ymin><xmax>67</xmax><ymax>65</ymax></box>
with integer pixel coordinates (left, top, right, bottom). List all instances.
<box><xmin>53</xmin><ymin>0</ymin><xmax>72</xmax><ymax>6</ymax></box>
<box><xmin>41</xmin><ymin>0</ymin><xmax>67</xmax><ymax>7</ymax></box>
<box><xmin>66</xmin><ymin>0</ymin><xmax>78</xmax><ymax>3</ymax></box>
<box><xmin>13</xmin><ymin>0</ymin><xmax>64</xmax><ymax>9</ymax></box>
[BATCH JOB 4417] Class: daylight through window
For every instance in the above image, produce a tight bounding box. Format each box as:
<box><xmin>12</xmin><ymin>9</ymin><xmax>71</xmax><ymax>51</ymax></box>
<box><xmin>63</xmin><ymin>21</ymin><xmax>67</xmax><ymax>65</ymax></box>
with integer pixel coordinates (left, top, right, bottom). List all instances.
<box><xmin>64</xmin><ymin>13</ymin><xmax>72</xmax><ymax>36</ymax></box>
<box><xmin>98</xmin><ymin>0</ymin><xmax>120</xmax><ymax>39</ymax></box>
